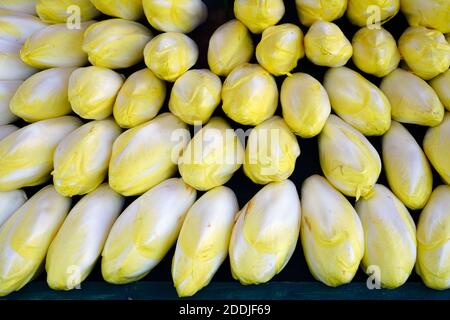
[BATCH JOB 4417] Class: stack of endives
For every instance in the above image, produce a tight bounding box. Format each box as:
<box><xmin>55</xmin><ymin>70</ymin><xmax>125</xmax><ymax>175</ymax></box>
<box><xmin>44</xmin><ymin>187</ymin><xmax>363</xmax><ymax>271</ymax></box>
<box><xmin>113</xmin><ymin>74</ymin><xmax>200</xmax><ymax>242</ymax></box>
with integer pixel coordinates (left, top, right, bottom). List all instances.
<box><xmin>0</xmin><ymin>0</ymin><xmax>449</xmax><ymax>298</ymax></box>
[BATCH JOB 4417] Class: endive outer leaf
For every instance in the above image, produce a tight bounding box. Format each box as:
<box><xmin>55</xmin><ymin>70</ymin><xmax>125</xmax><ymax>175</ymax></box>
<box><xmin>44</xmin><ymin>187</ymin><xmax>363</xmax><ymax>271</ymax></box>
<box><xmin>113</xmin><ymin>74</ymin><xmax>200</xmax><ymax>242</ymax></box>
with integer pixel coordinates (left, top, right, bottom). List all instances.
<box><xmin>0</xmin><ymin>189</ymin><xmax>27</xmax><ymax>228</ymax></box>
<box><xmin>416</xmin><ymin>185</ymin><xmax>450</xmax><ymax>290</ymax></box>
<box><xmin>102</xmin><ymin>178</ymin><xmax>196</xmax><ymax>284</ymax></box>
<box><xmin>0</xmin><ymin>80</ymin><xmax>21</xmax><ymax>124</ymax></box>
<box><xmin>382</xmin><ymin>121</ymin><xmax>433</xmax><ymax>209</ymax></box>
<box><xmin>423</xmin><ymin>112</ymin><xmax>450</xmax><ymax>184</ymax></box>
<box><xmin>324</xmin><ymin>66</ymin><xmax>391</xmax><ymax>136</ymax></box>
<box><xmin>113</xmin><ymin>69</ymin><xmax>166</xmax><ymax>128</ymax></box>
<box><xmin>109</xmin><ymin>113</ymin><xmax>190</xmax><ymax>196</ymax></box>
<box><xmin>229</xmin><ymin>180</ymin><xmax>301</xmax><ymax>285</ymax></box>
<box><xmin>319</xmin><ymin>115</ymin><xmax>381</xmax><ymax>199</ymax></box>
<box><xmin>0</xmin><ymin>185</ymin><xmax>71</xmax><ymax>296</ymax></box>
<box><xmin>82</xmin><ymin>19</ymin><xmax>152</xmax><ymax>69</ymax></box>
<box><xmin>234</xmin><ymin>0</ymin><xmax>285</xmax><ymax>34</ymax></box>
<box><xmin>380</xmin><ymin>68</ymin><xmax>444</xmax><ymax>126</ymax></box>
<box><xmin>295</xmin><ymin>0</ymin><xmax>347</xmax><ymax>27</ymax></box>
<box><xmin>301</xmin><ymin>175</ymin><xmax>364</xmax><ymax>287</ymax></box>
<box><xmin>0</xmin><ymin>1</ymin><xmax>37</xmax><ymax>15</ymax></box>
<box><xmin>172</xmin><ymin>186</ymin><xmax>238</xmax><ymax>297</ymax></box>
<box><xmin>20</xmin><ymin>22</ymin><xmax>94</xmax><ymax>69</ymax></box>
<box><xmin>179</xmin><ymin>117</ymin><xmax>244</xmax><ymax>191</ymax></box>
<box><xmin>143</xmin><ymin>0</ymin><xmax>207</xmax><ymax>33</ymax></box>
<box><xmin>356</xmin><ymin>184</ymin><xmax>416</xmax><ymax>288</ymax></box>
<box><xmin>46</xmin><ymin>184</ymin><xmax>123</xmax><ymax>290</ymax></box>
<box><xmin>0</xmin><ymin>125</ymin><xmax>18</xmax><ymax>140</ymax></box>
<box><xmin>0</xmin><ymin>117</ymin><xmax>82</xmax><ymax>191</ymax></box>
<box><xmin>169</xmin><ymin>69</ymin><xmax>222</xmax><ymax>125</ymax></box>
<box><xmin>244</xmin><ymin>116</ymin><xmax>300</xmax><ymax>185</ymax></box>
<box><xmin>281</xmin><ymin>73</ymin><xmax>331</xmax><ymax>138</ymax></box>
<box><xmin>207</xmin><ymin>19</ymin><xmax>253</xmax><ymax>77</ymax></box>
<box><xmin>53</xmin><ymin>119</ymin><xmax>122</xmax><ymax>197</ymax></box>
<box><xmin>10</xmin><ymin>68</ymin><xmax>75</xmax><ymax>123</ymax></box>
<box><xmin>0</xmin><ymin>39</ymin><xmax>37</xmax><ymax>80</ymax></box>
<box><xmin>222</xmin><ymin>63</ymin><xmax>278</xmax><ymax>126</ymax></box>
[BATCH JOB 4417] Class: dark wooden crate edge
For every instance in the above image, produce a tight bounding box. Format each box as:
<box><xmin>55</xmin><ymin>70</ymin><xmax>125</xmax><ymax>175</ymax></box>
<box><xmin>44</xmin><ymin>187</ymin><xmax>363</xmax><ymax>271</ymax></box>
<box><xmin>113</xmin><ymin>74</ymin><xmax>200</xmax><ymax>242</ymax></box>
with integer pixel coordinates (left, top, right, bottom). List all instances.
<box><xmin>2</xmin><ymin>281</ymin><xmax>449</xmax><ymax>300</ymax></box>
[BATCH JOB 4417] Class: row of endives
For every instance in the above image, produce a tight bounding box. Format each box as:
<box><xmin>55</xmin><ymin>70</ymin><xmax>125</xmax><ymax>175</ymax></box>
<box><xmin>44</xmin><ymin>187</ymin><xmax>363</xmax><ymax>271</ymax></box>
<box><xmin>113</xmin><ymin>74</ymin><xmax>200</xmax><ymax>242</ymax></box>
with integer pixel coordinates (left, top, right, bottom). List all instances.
<box><xmin>0</xmin><ymin>1</ymin><xmax>448</xmax><ymax>34</ymax></box>
<box><xmin>1</xmin><ymin>1</ymin><xmax>448</xmax><ymax>81</ymax></box>
<box><xmin>0</xmin><ymin>176</ymin><xmax>448</xmax><ymax>297</ymax></box>
<box><xmin>1</xmin><ymin>113</ymin><xmax>449</xmax><ymax>205</ymax></box>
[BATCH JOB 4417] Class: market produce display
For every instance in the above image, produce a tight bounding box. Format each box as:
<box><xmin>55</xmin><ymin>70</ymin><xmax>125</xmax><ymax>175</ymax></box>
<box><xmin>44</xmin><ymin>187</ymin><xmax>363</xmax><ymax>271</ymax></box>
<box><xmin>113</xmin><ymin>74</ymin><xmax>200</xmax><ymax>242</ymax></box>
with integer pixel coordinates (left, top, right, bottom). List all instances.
<box><xmin>0</xmin><ymin>0</ymin><xmax>449</xmax><ymax>298</ymax></box>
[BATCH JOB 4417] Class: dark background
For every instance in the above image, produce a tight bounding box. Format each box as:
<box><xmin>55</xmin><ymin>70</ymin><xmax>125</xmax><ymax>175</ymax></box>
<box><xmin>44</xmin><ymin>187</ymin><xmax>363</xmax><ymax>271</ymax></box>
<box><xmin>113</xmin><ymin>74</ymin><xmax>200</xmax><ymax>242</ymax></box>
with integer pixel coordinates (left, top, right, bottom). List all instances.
<box><xmin>14</xmin><ymin>0</ymin><xmax>445</xmax><ymax>290</ymax></box>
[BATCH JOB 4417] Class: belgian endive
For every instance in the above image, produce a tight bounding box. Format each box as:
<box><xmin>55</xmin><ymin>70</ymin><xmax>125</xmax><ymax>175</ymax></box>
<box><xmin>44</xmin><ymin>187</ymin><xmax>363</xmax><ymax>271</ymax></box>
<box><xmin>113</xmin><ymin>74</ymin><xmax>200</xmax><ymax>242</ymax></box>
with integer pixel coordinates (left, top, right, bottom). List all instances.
<box><xmin>400</xmin><ymin>0</ymin><xmax>450</xmax><ymax>34</ymax></box>
<box><xmin>143</xmin><ymin>0</ymin><xmax>207</xmax><ymax>33</ymax></box>
<box><xmin>430</xmin><ymin>69</ymin><xmax>450</xmax><ymax>112</ymax></box>
<box><xmin>0</xmin><ymin>189</ymin><xmax>27</xmax><ymax>228</ymax></box>
<box><xmin>347</xmin><ymin>0</ymin><xmax>400</xmax><ymax>26</ymax></box>
<box><xmin>351</xmin><ymin>27</ymin><xmax>400</xmax><ymax>77</ymax></box>
<box><xmin>36</xmin><ymin>0</ymin><xmax>100</xmax><ymax>23</ymax></box>
<box><xmin>0</xmin><ymin>117</ymin><xmax>81</xmax><ymax>191</ymax></box>
<box><xmin>423</xmin><ymin>112</ymin><xmax>450</xmax><ymax>184</ymax></box>
<box><xmin>255</xmin><ymin>23</ymin><xmax>304</xmax><ymax>76</ymax></box>
<box><xmin>0</xmin><ymin>9</ymin><xmax>47</xmax><ymax>44</ymax></box>
<box><xmin>20</xmin><ymin>22</ymin><xmax>94</xmax><ymax>69</ymax></box>
<box><xmin>356</xmin><ymin>184</ymin><xmax>416</xmax><ymax>288</ymax></box>
<box><xmin>382</xmin><ymin>121</ymin><xmax>433</xmax><ymax>209</ymax></box>
<box><xmin>295</xmin><ymin>0</ymin><xmax>347</xmax><ymax>26</ymax></box>
<box><xmin>10</xmin><ymin>68</ymin><xmax>75</xmax><ymax>122</ymax></box>
<box><xmin>102</xmin><ymin>178</ymin><xmax>196</xmax><ymax>284</ymax></box>
<box><xmin>222</xmin><ymin>64</ymin><xmax>278</xmax><ymax>126</ymax></box>
<box><xmin>301</xmin><ymin>175</ymin><xmax>364</xmax><ymax>287</ymax></box>
<box><xmin>324</xmin><ymin>67</ymin><xmax>391</xmax><ymax>136</ymax></box>
<box><xmin>179</xmin><ymin>117</ymin><xmax>244</xmax><ymax>191</ymax></box>
<box><xmin>109</xmin><ymin>113</ymin><xmax>190</xmax><ymax>196</ymax></box>
<box><xmin>207</xmin><ymin>19</ymin><xmax>254</xmax><ymax>77</ymax></box>
<box><xmin>280</xmin><ymin>73</ymin><xmax>331</xmax><ymax>138</ymax></box>
<box><xmin>169</xmin><ymin>69</ymin><xmax>222</xmax><ymax>125</ymax></box>
<box><xmin>0</xmin><ymin>185</ymin><xmax>71</xmax><ymax>296</ymax></box>
<box><xmin>46</xmin><ymin>184</ymin><xmax>123</xmax><ymax>290</ymax></box>
<box><xmin>234</xmin><ymin>0</ymin><xmax>285</xmax><ymax>34</ymax></box>
<box><xmin>82</xmin><ymin>19</ymin><xmax>152</xmax><ymax>69</ymax></box>
<box><xmin>244</xmin><ymin>116</ymin><xmax>300</xmax><ymax>184</ymax></box>
<box><xmin>68</xmin><ymin>66</ymin><xmax>124</xmax><ymax>120</ymax></box>
<box><xmin>53</xmin><ymin>119</ymin><xmax>122</xmax><ymax>197</ymax></box>
<box><xmin>113</xmin><ymin>69</ymin><xmax>166</xmax><ymax>128</ymax></box>
<box><xmin>398</xmin><ymin>26</ymin><xmax>450</xmax><ymax>80</ymax></box>
<box><xmin>90</xmin><ymin>0</ymin><xmax>143</xmax><ymax>20</ymax></box>
<box><xmin>319</xmin><ymin>115</ymin><xmax>381</xmax><ymax>199</ymax></box>
<box><xmin>143</xmin><ymin>32</ymin><xmax>198</xmax><ymax>82</ymax></box>
<box><xmin>380</xmin><ymin>68</ymin><xmax>444</xmax><ymax>126</ymax></box>
<box><xmin>304</xmin><ymin>21</ymin><xmax>352</xmax><ymax>68</ymax></box>
<box><xmin>416</xmin><ymin>185</ymin><xmax>450</xmax><ymax>290</ymax></box>
<box><xmin>172</xmin><ymin>186</ymin><xmax>238</xmax><ymax>297</ymax></box>
<box><xmin>229</xmin><ymin>180</ymin><xmax>301</xmax><ymax>285</ymax></box>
